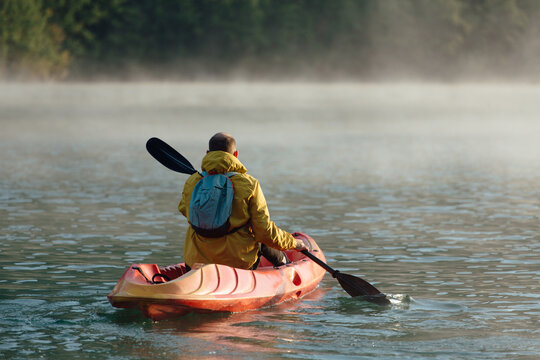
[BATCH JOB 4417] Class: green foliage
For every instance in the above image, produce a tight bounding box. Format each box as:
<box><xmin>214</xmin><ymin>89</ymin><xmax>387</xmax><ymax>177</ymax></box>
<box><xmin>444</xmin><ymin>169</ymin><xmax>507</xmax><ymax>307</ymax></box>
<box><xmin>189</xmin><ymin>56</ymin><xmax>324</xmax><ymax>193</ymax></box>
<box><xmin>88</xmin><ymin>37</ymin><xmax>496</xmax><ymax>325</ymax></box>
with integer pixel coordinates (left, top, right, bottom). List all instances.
<box><xmin>2</xmin><ymin>0</ymin><xmax>540</xmax><ymax>80</ymax></box>
<box><xmin>43</xmin><ymin>0</ymin><xmax>125</xmax><ymax>58</ymax></box>
<box><xmin>0</xmin><ymin>0</ymin><xmax>68</xmax><ymax>79</ymax></box>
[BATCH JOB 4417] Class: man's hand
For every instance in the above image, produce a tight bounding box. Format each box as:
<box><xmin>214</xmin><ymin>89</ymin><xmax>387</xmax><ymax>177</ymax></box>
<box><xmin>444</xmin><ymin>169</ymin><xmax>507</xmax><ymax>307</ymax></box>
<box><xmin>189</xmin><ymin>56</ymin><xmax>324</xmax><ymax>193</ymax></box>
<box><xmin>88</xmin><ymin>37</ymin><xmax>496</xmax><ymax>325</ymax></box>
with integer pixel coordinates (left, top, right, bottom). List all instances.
<box><xmin>295</xmin><ymin>238</ymin><xmax>309</xmax><ymax>251</ymax></box>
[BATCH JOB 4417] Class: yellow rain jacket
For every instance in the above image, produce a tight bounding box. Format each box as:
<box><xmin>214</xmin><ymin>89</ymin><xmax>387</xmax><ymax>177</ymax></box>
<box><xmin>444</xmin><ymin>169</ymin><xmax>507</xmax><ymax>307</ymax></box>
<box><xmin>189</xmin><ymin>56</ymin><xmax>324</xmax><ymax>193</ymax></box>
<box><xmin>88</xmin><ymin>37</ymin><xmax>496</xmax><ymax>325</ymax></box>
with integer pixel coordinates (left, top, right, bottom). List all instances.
<box><xmin>178</xmin><ymin>151</ymin><xmax>297</xmax><ymax>269</ymax></box>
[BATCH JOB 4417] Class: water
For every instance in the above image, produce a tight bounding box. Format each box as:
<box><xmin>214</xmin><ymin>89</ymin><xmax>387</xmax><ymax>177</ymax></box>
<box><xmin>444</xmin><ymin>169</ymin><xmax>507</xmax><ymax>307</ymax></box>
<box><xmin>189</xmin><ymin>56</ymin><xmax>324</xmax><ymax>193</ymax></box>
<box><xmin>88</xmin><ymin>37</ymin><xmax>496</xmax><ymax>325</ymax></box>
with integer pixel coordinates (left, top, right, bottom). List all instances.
<box><xmin>1</xmin><ymin>83</ymin><xmax>540</xmax><ymax>359</ymax></box>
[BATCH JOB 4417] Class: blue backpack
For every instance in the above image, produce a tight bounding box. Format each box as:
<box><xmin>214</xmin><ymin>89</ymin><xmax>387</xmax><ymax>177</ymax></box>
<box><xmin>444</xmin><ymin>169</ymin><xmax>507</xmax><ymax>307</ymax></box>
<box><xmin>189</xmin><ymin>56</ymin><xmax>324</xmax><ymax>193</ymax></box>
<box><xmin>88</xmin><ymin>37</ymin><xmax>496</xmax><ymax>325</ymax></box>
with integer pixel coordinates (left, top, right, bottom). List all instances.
<box><xmin>188</xmin><ymin>171</ymin><xmax>239</xmax><ymax>238</ymax></box>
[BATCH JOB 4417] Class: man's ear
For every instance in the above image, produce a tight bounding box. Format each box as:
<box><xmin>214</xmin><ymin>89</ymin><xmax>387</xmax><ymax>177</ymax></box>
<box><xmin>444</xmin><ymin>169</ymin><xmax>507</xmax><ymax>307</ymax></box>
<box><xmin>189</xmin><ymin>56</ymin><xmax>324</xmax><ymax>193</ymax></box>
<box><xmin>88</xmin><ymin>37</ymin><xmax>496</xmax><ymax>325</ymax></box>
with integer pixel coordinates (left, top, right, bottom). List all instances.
<box><xmin>234</xmin><ymin>150</ymin><xmax>238</xmax><ymax>158</ymax></box>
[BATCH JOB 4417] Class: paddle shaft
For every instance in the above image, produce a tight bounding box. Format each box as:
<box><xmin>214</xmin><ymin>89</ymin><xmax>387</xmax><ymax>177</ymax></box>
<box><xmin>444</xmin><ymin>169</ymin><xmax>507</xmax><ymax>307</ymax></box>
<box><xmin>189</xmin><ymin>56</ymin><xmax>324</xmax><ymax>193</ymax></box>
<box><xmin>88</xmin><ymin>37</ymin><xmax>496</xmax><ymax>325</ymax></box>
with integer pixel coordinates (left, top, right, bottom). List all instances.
<box><xmin>301</xmin><ymin>250</ymin><xmax>337</xmax><ymax>276</ymax></box>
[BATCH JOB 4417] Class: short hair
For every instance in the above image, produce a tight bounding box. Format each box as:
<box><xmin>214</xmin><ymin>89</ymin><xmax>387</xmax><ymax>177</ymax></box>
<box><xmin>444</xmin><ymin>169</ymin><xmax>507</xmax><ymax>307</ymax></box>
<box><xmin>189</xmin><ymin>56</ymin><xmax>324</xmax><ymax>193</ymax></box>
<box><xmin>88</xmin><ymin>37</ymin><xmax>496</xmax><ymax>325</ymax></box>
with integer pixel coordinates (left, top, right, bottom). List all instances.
<box><xmin>209</xmin><ymin>132</ymin><xmax>236</xmax><ymax>154</ymax></box>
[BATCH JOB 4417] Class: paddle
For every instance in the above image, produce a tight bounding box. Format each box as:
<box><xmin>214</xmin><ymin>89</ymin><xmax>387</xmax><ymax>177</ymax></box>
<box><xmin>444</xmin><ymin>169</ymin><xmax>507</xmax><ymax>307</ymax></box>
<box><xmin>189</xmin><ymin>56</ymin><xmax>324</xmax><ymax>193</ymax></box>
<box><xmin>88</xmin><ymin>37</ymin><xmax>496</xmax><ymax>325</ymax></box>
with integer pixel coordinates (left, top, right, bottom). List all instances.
<box><xmin>146</xmin><ymin>137</ymin><xmax>198</xmax><ymax>175</ymax></box>
<box><xmin>145</xmin><ymin>137</ymin><xmax>390</xmax><ymax>305</ymax></box>
<box><xmin>301</xmin><ymin>249</ymin><xmax>390</xmax><ymax>305</ymax></box>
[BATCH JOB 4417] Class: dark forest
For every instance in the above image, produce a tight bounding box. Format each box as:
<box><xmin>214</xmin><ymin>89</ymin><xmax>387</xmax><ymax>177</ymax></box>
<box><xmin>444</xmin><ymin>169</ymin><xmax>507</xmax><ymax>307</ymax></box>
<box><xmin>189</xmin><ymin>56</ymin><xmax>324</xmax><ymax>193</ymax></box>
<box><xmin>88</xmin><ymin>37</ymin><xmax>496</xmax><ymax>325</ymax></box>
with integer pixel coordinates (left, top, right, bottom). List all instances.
<box><xmin>2</xmin><ymin>0</ymin><xmax>539</xmax><ymax>80</ymax></box>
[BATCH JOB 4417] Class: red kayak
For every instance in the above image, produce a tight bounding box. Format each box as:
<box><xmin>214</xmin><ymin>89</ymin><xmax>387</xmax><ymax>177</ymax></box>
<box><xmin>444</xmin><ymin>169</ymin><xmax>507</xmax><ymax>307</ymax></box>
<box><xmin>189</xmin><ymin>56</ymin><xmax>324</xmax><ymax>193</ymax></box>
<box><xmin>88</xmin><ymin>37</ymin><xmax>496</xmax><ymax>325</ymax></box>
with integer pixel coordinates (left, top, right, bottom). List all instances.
<box><xmin>108</xmin><ymin>232</ymin><xmax>326</xmax><ymax>320</ymax></box>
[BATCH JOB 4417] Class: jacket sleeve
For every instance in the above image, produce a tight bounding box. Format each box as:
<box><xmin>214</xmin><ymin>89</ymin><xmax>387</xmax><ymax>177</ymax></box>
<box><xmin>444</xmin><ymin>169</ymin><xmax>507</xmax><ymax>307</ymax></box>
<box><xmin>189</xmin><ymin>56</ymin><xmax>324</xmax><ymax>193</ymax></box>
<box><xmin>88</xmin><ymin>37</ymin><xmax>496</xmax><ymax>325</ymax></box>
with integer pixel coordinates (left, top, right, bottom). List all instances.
<box><xmin>178</xmin><ymin>189</ymin><xmax>188</xmax><ymax>218</ymax></box>
<box><xmin>249</xmin><ymin>179</ymin><xmax>297</xmax><ymax>250</ymax></box>
<box><xmin>178</xmin><ymin>174</ymin><xmax>200</xmax><ymax>218</ymax></box>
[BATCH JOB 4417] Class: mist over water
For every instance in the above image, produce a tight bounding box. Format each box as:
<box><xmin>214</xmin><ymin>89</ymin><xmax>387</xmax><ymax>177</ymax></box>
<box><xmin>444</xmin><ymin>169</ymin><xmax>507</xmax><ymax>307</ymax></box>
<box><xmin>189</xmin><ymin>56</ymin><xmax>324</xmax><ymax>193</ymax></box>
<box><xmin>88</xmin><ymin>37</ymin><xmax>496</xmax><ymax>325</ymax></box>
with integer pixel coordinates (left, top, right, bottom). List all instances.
<box><xmin>1</xmin><ymin>82</ymin><xmax>540</xmax><ymax>359</ymax></box>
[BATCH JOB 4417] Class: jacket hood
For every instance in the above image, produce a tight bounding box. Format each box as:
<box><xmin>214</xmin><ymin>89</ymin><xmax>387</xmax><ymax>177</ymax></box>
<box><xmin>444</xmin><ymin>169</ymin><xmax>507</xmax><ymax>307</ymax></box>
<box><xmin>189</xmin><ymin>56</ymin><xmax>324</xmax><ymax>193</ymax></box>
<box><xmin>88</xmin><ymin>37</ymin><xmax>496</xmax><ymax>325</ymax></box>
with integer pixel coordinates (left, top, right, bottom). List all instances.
<box><xmin>201</xmin><ymin>151</ymin><xmax>247</xmax><ymax>174</ymax></box>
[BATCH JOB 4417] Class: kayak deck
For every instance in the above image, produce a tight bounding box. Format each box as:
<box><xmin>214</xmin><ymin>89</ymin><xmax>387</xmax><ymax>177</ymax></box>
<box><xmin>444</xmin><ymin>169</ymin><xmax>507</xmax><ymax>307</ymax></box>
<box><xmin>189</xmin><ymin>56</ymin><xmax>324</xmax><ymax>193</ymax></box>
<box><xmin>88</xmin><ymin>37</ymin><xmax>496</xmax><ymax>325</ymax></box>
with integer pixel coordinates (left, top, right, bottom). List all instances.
<box><xmin>108</xmin><ymin>232</ymin><xmax>326</xmax><ymax>320</ymax></box>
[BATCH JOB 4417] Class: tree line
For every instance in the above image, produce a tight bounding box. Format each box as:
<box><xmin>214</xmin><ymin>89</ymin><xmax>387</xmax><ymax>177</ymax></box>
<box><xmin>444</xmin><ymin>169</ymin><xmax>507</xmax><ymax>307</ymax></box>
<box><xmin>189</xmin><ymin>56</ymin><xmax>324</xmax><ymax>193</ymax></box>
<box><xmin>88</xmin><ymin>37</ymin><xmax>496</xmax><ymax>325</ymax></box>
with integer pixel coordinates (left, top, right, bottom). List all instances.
<box><xmin>1</xmin><ymin>0</ymin><xmax>539</xmax><ymax>80</ymax></box>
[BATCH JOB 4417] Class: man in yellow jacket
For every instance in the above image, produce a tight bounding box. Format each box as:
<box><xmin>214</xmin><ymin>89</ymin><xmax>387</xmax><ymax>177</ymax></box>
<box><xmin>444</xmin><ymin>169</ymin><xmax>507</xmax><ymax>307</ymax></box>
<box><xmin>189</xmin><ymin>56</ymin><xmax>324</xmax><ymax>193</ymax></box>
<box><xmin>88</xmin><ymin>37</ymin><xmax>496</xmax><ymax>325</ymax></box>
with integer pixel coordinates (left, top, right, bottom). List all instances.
<box><xmin>178</xmin><ymin>132</ymin><xmax>308</xmax><ymax>270</ymax></box>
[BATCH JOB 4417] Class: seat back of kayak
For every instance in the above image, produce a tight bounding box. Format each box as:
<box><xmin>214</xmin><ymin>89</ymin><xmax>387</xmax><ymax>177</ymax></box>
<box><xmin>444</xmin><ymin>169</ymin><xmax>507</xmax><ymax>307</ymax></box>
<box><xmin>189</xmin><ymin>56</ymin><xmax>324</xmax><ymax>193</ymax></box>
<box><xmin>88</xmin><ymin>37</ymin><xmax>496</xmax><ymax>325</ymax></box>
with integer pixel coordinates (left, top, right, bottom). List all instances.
<box><xmin>160</xmin><ymin>263</ymin><xmax>190</xmax><ymax>281</ymax></box>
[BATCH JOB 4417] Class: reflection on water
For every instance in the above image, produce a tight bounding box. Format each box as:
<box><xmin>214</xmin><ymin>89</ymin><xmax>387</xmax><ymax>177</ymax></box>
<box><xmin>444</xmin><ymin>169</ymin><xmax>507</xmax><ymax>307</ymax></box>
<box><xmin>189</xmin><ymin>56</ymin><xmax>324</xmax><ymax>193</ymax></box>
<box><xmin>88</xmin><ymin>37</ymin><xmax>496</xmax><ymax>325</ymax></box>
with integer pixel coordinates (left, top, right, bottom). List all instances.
<box><xmin>1</xmin><ymin>83</ymin><xmax>540</xmax><ymax>358</ymax></box>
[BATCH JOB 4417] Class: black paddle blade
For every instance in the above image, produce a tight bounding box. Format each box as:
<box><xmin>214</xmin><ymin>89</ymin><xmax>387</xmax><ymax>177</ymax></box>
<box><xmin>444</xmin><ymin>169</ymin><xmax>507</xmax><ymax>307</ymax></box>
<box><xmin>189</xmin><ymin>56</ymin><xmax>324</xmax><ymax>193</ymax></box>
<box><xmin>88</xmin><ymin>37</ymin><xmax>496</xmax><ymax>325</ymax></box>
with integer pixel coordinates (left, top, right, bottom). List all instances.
<box><xmin>300</xmin><ymin>249</ymin><xmax>390</xmax><ymax>305</ymax></box>
<box><xmin>336</xmin><ymin>272</ymin><xmax>391</xmax><ymax>305</ymax></box>
<box><xmin>146</xmin><ymin>137</ymin><xmax>198</xmax><ymax>175</ymax></box>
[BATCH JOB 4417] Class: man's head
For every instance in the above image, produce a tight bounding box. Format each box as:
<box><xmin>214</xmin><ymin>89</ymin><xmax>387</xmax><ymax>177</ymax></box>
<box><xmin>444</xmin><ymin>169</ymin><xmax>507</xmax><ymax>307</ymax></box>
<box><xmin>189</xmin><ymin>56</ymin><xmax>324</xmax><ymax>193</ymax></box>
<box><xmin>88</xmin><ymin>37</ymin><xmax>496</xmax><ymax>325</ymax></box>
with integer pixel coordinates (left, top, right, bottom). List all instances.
<box><xmin>208</xmin><ymin>132</ymin><xmax>238</xmax><ymax>157</ymax></box>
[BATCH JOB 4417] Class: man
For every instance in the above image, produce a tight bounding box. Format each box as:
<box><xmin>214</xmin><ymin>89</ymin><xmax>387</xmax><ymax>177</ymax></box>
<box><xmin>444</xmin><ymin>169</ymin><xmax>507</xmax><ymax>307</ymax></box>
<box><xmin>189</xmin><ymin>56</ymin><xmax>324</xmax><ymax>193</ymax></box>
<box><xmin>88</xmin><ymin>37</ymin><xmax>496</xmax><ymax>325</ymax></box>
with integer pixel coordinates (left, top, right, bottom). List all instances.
<box><xmin>178</xmin><ymin>132</ymin><xmax>308</xmax><ymax>270</ymax></box>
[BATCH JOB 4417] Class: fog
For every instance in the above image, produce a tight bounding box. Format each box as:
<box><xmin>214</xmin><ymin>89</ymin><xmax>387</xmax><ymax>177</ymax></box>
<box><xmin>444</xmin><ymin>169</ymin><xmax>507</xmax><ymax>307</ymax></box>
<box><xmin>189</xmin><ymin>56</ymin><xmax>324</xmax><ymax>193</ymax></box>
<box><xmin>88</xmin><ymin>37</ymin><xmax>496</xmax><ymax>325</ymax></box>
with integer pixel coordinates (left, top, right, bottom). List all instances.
<box><xmin>2</xmin><ymin>82</ymin><xmax>539</xmax><ymax>188</ymax></box>
<box><xmin>3</xmin><ymin>82</ymin><xmax>538</xmax><ymax>140</ymax></box>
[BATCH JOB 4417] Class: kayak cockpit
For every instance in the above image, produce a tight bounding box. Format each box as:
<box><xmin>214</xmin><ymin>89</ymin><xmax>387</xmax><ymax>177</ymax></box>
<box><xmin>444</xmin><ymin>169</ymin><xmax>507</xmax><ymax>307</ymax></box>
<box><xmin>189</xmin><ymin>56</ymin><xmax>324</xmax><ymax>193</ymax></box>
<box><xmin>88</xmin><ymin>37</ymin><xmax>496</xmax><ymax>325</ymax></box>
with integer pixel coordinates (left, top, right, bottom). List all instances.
<box><xmin>130</xmin><ymin>247</ymin><xmax>314</xmax><ymax>285</ymax></box>
<box><xmin>130</xmin><ymin>263</ymin><xmax>190</xmax><ymax>284</ymax></box>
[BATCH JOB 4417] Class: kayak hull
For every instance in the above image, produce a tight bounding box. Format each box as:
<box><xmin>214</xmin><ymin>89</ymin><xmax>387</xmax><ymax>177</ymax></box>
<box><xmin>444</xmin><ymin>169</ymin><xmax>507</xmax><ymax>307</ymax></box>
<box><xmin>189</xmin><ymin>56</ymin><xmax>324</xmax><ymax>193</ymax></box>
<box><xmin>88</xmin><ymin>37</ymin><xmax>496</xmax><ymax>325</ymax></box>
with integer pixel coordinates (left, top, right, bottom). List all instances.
<box><xmin>108</xmin><ymin>232</ymin><xmax>325</xmax><ymax>320</ymax></box>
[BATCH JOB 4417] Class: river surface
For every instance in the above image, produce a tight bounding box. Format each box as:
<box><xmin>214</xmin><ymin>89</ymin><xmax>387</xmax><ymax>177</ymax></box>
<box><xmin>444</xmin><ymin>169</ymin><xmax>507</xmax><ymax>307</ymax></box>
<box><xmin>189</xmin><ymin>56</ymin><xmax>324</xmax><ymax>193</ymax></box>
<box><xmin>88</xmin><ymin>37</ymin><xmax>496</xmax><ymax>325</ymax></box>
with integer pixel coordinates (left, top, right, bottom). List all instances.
<box><xmin>1</xmin><ymin>83</ymin><xmax>539</xmax><ymax>359</ymax></box>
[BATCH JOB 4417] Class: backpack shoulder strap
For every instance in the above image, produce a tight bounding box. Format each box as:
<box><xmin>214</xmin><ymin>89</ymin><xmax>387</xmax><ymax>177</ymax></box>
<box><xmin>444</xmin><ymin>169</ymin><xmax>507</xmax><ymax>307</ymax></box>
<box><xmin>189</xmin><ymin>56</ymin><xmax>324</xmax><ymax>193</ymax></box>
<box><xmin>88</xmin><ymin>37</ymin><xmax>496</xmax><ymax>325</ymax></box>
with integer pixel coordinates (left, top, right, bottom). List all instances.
<box><xmin>200</xmin><ymin>171</ymin><xmax>237</xmax><ymax>178</ymax></box>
